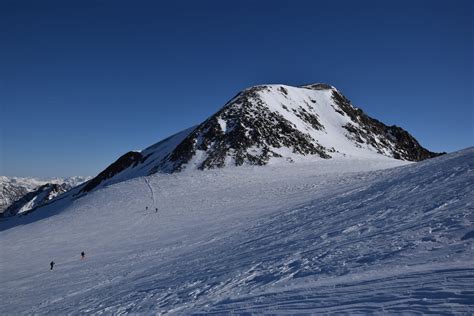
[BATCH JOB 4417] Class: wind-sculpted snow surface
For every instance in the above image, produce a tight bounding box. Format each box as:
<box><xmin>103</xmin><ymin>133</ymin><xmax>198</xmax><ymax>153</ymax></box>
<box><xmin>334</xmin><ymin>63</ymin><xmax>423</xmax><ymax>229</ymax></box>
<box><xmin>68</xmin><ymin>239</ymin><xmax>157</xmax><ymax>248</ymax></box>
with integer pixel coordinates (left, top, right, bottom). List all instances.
<box><xmin>0</xmin><ymin>149</ymin><xmax>472</xmax><ymax>314</ymax></box>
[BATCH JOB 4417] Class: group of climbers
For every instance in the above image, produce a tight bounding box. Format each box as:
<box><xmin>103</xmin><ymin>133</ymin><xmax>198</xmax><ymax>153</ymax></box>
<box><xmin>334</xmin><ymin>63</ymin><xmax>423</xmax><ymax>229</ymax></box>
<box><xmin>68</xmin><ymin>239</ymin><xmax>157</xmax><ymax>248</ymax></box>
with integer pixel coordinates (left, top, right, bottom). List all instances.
<box><xmin>145</xmin><ymin>206</ymin><xmax>159</xmax><ymax>213</ymax></box>
<box><xmin>50</xmin><ymin>251</ymin><xmax>86</xmax><ymax>270</ymax></box>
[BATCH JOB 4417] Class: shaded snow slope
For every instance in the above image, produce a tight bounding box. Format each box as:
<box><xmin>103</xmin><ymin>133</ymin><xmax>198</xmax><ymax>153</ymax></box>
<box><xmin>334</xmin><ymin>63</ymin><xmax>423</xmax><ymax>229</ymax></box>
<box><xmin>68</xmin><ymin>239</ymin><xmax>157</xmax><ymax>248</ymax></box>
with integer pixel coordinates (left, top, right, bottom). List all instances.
<box><xmin>1</xmin><ymin>149</ymin><xmax>472</xmax><ymax>314</ymax></box>
<box><xmin>80</xmin><ymin>83</ymin><xmax>441</xmax><ymax>194</ymax></box>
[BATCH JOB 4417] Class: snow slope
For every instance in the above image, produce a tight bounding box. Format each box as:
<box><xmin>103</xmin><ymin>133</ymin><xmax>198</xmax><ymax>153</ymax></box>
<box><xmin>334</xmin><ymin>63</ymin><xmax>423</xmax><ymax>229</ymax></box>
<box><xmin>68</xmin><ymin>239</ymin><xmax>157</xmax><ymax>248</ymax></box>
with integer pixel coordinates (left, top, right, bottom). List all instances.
<box><xmin>1</xmin><ymin>149</ymin><xmax>472</xmax><ymax>314</ymax></box>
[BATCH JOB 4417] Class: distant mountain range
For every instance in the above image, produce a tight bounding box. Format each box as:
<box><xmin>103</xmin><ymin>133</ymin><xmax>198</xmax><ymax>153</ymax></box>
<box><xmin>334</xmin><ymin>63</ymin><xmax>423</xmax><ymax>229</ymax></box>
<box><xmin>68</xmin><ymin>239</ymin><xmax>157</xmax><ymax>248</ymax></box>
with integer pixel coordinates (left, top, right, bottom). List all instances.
<box><xmin>0</xmin><ymin>176</ymin><xmax>91</xmax><ymax>217</ymax></box>
<box><xmin>79</xmin><ymin>83</ymin><xmax>443</xmax><ymax>194</ymax></box>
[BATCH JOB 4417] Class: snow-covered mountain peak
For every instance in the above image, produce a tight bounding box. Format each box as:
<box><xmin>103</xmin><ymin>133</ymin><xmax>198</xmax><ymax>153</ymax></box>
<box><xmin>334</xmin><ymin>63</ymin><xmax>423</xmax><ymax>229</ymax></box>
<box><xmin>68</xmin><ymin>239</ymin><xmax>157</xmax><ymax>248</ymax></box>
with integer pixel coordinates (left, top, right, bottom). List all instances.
<box><xmin>77</xmin><ymin>83</ymin><xmax>441</xmax><ymax>194</ymax></box>
<box><xmin>300</xmin><ymin>82</ymin><xmax>336</xmax><ymax>90</ymax></box>
<box><xmin>163</xmin><ymin>83</ymin><xmax>440</xmax><ymax>168</ymax></box>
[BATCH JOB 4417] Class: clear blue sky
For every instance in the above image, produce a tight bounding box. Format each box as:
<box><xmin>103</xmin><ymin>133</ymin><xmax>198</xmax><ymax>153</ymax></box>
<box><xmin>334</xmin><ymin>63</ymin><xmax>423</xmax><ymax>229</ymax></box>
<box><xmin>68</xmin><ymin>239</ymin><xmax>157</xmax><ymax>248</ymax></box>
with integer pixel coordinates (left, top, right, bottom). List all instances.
<box><xmin>1</xmin><ymin>0</ymin><xmax>472</xmax><ymax>177</ymax></box>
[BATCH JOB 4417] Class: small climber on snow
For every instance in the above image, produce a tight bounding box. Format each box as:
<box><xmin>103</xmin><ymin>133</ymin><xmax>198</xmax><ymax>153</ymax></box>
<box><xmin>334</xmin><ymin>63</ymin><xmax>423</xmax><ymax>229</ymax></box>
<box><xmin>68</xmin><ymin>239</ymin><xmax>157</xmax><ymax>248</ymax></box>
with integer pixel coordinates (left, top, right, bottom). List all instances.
<box><xmin>155</xmin><ymin>208</ymin><xmax>158</xmax><ymax>213</ymax></box>
<box><xmin>81</xmin><ymin>251</ymin><xmax>85</xmax><ymax>259</ymax></box>
<box><xmin>50</xmin><ymin>261</ymin><xmax>55</xmax><ymax>270</ymax></box>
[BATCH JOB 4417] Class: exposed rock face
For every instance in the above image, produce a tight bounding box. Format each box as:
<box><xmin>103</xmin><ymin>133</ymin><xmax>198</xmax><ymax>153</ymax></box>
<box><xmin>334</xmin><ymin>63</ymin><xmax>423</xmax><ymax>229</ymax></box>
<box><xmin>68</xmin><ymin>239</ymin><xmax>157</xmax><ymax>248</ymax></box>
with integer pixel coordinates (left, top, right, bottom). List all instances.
<box><xmin>329</xmin><ymin>89</ymin><xmax>443</xmax><ymax>161</ymax></box>
<box><xmin>81</xmin><ymin>83</ymin><xmax>442</xmax><ymax>193</ymax></box>
<box><xmin>161</xmin><ymin>86</ymin><xmax>330</xmax><ymax>172</ymax></box>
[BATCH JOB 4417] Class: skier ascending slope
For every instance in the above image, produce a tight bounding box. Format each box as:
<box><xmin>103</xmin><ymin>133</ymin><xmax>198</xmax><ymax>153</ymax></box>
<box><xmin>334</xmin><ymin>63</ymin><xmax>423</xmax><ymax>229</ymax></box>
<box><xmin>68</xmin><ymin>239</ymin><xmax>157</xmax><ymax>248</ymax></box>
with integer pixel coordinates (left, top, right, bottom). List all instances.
<box><xmin>50</xmin><ymin>261</ymin><xmax>55</xmax><ymax>270</ymax></box>
<box><xmin>81</xmin><ymin>251</ymin><xmax>85</xmax><ymax>259</ymax></box>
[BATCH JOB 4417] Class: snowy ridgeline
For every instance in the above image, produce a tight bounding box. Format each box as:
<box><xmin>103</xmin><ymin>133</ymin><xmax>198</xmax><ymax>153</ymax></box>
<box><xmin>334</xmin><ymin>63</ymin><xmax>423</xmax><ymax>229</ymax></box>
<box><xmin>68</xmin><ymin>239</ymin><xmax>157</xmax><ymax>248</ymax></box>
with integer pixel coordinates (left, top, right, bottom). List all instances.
<box><xmin>0</xmin><ymin>149</ymin><xmax>473</xmax><ymax>314</ymax></box>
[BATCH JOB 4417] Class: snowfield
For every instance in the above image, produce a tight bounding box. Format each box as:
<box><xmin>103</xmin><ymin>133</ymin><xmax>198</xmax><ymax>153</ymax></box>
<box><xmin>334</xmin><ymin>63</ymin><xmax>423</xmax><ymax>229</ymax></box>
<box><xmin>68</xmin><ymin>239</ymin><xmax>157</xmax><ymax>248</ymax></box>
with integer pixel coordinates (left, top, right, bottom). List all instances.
<box><xmin>1</xmin><ymin>149</ymin><xmax>473</xmax><ymax>314</ymax></box>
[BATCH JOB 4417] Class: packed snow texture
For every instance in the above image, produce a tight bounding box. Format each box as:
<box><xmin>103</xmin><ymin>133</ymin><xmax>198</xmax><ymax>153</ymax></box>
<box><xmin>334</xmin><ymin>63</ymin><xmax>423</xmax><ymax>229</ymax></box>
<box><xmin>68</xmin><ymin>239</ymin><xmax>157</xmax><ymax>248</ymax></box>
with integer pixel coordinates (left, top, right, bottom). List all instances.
<box><xmin>0</xmin><ymin>149</ymin><xmax>473</xmax><ymax>314</ymax></box>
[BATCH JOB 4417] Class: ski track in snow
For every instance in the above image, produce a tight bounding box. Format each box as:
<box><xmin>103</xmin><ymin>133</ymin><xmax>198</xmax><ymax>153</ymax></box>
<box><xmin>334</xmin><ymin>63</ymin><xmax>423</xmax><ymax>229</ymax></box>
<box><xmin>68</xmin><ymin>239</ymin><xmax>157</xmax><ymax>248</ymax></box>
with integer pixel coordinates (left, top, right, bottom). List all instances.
<box><xmin>0</xmin><ymin>149</ymin><xmax>473</xmax><ymax>314</ymax></box>
<box><xmin>143</xmin><ymin>177</ymin><xmax>156</xmax><ymax>209</ymax></box>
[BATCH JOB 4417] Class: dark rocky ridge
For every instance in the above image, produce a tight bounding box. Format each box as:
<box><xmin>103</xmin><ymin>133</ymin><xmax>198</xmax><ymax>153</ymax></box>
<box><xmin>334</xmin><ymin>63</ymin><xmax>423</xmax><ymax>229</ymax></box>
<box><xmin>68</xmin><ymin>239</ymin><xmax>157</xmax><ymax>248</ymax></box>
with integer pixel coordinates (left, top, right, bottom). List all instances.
<box><xmin>80</xmin><ymin>151</ymin><xmax>143</xmax><ymax>193</ymax></box>
<box><xmin>329</xmin><ymin>89</ymin><xmax>443</xmax><ymax>161</ymax></box>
